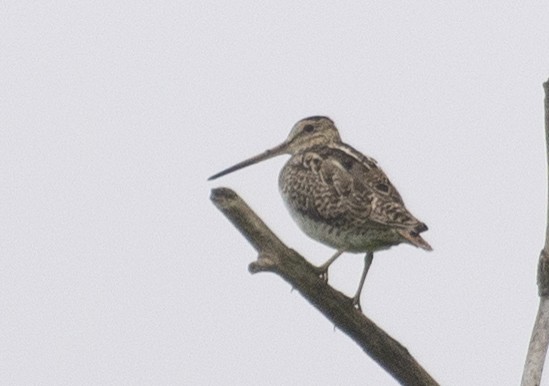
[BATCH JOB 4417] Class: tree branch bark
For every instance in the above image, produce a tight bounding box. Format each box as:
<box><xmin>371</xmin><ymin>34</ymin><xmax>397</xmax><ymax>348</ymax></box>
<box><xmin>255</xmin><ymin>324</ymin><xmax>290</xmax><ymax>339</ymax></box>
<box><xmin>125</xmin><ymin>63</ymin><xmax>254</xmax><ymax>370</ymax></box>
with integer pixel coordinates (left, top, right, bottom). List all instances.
<box><xmin>521</xmin><ymin>79</ymin><xmax>549</xmax><ymax>386</ymax></box>
<box><xmin>210</xmin><ymin>187</ymin><xmax>438</xmax><ymax>386</ymax></box>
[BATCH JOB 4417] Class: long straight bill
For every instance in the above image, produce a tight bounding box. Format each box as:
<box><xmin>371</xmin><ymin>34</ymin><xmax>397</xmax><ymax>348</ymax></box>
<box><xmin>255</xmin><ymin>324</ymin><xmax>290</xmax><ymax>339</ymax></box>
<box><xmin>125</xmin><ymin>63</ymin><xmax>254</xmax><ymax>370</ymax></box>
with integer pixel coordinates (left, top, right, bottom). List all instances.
<box><xmin>208</xmin><ymin>141</ymin><xmax>288</xmax><ymax>180</ymax></box>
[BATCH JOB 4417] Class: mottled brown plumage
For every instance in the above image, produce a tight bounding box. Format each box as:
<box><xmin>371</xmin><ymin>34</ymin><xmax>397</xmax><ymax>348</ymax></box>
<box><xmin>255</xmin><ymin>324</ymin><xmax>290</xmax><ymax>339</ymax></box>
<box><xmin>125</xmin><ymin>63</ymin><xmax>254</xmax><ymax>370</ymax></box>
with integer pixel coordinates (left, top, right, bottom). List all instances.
<box><xmin>209</xmin><ymin>116</ymin><xmax>431</xmax><ymax>310</ymax></box>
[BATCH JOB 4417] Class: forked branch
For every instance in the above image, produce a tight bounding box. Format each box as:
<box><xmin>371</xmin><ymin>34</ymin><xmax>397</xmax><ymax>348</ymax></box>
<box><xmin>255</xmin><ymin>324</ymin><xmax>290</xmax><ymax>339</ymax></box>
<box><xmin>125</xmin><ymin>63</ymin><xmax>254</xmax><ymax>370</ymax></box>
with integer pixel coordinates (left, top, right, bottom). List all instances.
<box><xmin>210</xmin><ymin>187</ymin><xmax>438</xmax><ymax>386</ymax></box>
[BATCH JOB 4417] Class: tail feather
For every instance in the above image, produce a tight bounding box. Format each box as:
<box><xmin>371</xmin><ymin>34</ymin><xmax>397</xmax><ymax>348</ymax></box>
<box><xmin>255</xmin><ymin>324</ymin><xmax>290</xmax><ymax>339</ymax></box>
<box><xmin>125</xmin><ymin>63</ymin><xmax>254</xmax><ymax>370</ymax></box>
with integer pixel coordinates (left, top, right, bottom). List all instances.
<box><xmin>398</xmin><ymin>223</ymin><xmax>432</xmax><ymax>251</ymax></box>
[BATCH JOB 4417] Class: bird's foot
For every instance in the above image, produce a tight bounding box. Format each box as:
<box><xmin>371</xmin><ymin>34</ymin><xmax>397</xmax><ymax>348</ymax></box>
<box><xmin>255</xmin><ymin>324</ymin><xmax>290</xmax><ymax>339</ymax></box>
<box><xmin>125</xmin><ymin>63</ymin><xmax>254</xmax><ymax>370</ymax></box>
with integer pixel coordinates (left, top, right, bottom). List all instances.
<box><xmin>351</xmin><ymin>295</ymin><xmax>363</xmax><ymax>312</ymax></box>
<box><xmin>314</xmin><ymin>251</ymin><xmax>344</xmax><ymax>283</ymax></box>
<box><xmin>312</xmin><ymin>265</ymin><xmax>329</xmax><ymax>283</ymax></box>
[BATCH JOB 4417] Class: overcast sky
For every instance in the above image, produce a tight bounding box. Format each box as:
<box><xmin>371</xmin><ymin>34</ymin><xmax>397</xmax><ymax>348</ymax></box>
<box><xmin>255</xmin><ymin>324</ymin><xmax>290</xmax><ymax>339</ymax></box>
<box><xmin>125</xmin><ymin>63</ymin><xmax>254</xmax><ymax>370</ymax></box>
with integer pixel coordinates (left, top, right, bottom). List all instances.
<box><xmin>2</xmin><ymin>2</ymin><xmax>549</xmax><ymax>385</ymax></box>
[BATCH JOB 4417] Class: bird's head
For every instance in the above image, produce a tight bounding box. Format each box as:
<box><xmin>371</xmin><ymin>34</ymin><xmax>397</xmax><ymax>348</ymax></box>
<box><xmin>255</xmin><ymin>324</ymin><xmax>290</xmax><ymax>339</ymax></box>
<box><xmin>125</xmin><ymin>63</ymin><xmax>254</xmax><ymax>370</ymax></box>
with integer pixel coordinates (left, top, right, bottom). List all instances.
<box><xmin>208</xmin><ymin>116</ymin><xmax>341</xmax><ymax>180</ymax></box>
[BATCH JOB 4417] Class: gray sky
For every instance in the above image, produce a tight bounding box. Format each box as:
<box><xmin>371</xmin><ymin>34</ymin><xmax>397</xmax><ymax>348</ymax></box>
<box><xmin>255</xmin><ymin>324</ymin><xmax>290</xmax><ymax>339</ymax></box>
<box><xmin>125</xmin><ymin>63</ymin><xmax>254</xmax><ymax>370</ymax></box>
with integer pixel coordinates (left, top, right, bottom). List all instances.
<box><xmin>2</xmin><ymin>2</ymin><xmax>549</xmax><ymax>385</ymax></box>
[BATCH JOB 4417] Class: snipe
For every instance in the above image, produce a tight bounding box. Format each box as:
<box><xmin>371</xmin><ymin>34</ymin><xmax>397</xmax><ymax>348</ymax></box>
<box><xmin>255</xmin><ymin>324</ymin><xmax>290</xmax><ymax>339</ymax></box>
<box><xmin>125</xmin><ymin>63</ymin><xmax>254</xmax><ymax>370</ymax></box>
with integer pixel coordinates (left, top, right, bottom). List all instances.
<box><xmin>209</xmin><ymin>116</ymin><xmax>431</xmax><ymax>310</ymax></box>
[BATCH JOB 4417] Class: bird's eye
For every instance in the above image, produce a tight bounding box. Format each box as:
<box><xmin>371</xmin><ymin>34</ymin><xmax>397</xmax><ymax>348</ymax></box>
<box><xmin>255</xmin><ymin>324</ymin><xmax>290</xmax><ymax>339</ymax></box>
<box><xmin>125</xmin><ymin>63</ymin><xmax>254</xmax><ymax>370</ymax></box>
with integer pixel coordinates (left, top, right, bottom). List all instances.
<box><xmin>303</xmin><ymin>124</ymin><xmax>315</xmax><ymax>133</ymax></box>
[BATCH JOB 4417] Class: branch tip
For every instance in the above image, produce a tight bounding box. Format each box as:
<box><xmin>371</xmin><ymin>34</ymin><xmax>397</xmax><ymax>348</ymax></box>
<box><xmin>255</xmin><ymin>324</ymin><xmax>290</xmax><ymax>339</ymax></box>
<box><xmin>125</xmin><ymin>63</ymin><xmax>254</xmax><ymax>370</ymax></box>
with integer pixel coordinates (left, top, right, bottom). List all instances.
<box><xmin>210</xmin><ymin>187</ymin><xmax>238</xmax><ymax>207</ymax></box>
<box><xmin>249</xmin><ymin>261</ymin><xmax>268</xmax><ymax>274</ymax></box>
<box><xmin>248</xmin><ymin>253</ymin><xmax>278</xmax><ymax>274</ymax></box>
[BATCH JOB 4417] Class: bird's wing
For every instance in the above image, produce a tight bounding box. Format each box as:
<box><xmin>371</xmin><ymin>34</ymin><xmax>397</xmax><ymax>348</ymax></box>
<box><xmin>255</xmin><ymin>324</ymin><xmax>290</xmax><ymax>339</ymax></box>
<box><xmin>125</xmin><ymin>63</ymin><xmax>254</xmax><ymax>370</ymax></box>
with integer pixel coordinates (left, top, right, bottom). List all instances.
<box><xmin>315</xmin><ymin>146</ymin><xmax>425</xmax><ymax>231</ymax></box>
<box><xmin>282</xmin><ymin>146</ymin><xmax>431</xmax><ymax>251</ymax></box>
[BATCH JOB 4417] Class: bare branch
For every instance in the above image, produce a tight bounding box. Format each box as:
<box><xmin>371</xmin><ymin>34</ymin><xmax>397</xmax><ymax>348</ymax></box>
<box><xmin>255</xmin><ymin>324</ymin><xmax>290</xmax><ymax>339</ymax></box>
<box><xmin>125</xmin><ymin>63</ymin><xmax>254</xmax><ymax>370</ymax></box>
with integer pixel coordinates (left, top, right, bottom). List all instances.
<box><xmin>521</xmin><ymin>79</ymin><xmax>549</xmax><ymax>386</ymax></box>
<box><xmin>211</xmin><ymin>187</ymin><xmax>439</xmax><ymax>386</ymax></box>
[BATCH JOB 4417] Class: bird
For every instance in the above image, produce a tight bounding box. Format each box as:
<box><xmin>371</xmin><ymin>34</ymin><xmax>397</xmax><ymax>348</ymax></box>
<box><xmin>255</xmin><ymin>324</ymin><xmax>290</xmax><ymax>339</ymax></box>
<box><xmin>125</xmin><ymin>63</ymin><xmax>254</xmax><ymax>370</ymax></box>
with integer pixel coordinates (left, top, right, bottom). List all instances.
<box><xmin>208</xmin><ymin>116</ymin><xmax>431</xmax><ymax>310</ymax></box>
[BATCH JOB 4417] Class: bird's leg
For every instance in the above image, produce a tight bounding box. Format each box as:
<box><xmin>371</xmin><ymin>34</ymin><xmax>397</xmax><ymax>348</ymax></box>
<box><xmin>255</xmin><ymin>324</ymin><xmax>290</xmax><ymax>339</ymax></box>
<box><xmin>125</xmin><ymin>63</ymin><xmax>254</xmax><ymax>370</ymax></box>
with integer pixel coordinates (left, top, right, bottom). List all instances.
<box><xmin>352</xmin><ymin>252</ymin><xmax>374</xmax><ymax>311</ymax></box>
<box><xmin>314</xmin><ymin>250</ymin><xmax>344</xmax><ymax>282</ymax></box>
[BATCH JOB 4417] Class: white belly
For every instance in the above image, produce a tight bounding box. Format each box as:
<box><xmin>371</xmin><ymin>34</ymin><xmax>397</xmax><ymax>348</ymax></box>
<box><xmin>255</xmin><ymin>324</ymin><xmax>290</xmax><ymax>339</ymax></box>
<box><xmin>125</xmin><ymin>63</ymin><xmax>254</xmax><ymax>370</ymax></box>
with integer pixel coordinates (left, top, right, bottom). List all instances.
<box><xmin>281</xmin><ymin>201</ymin><xmax>398</xmax><ymax>253</ymax></box>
